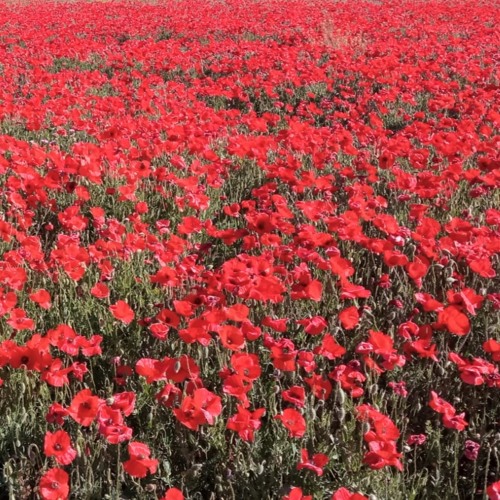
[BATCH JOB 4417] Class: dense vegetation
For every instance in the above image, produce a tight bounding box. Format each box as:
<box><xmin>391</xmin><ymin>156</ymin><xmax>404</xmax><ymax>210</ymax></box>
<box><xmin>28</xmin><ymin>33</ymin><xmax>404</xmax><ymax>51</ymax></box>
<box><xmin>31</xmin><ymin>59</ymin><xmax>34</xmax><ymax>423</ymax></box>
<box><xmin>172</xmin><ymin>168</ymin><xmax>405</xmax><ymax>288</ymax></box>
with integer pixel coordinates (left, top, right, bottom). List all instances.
<box><xmin>0</xmin><ymin>0</ymin><xmax>499</xmax><ymax>498</ymax></box>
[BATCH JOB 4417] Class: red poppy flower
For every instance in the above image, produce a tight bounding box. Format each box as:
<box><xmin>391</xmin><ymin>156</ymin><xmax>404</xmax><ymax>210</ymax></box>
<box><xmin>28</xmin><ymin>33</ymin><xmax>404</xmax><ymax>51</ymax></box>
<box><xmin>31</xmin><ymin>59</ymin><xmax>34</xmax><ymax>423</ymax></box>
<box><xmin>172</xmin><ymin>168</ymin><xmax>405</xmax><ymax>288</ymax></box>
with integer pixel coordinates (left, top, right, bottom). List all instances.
<box><xmin>339</xmin><ymin>279</ymin><xmax>371</xmax><ymax>299</ymax></box>
<box><xmin>487</xmin><ymin>480</ymin><xmax>500</xmax><ymax>500</ymax></box>
<box><xmin>224</xmin><ymin>303</ymin><xmax>249</xmax><ymax>322</ymax></box>
<box><xmin>135</xmin><ymin>358</ymin><xmax>168</xmax><ymax>384</ymax></box>
<box><xmin>29</xmin><ymin>289</ymin><xmax>52</xmax><ymax>309</ymax></box>
<box><xmin>314</xmin><ymin>334</ymin><xmax>346</xmax><ymax>360</ymax></box>
<box><xmin>332</xmin><ymin>487</ymin><xmax>368</xmax><ymax>500</ymax></box>
<box><xmin>110</xmin><ymin>300</ymin><xmax>135</xmax><ymax>324</ymax></box>
<box><xmin>46</xmin><ymin>403</ymin><xmax>69</xmax><ymax>426</ymax></box>
<box><xmin>282</xmin><ymin>487</ymin><xmax>312</xmax><ymax>500</ymax></box>
<box><xmin>275</xmin><ymin>409</ymin><xmax>306</xmax><ymax>438</ymax></box>
<box><xmin>282</xmin><ymin>386</ymin><xmax>306</xmax><ymax>408</ymax></box>
<box><xmin>160</xmin><ymin>488</ymin><xmax>184</xmax><ymax>500</ymax></box>
<box><xmin>484</xmin><ymin>339</ymin><xmax>500</xmax><ymax>362</ymax></box>
<box><xmin>39</xmin><ymin>468</ymin><xmax>70</xmax><ymax>500</ymax></box>
<box><xmin>429</xmin><ymin>391</ymin><xmax>456</xmax><ymax>415</ymax></box>
<box><xmin>330</xmin><ymin>363</ymin><xmax>366</xmax><ymax>398</ymax></box>
<box><xmin>7</xmin><ymin>308</ymin><xmax>35</xmax><ymax>331</ymax></box>
<box><xmin>90</xmin><ymin>283</ymin><xmax>110</xmax><ymax>299</ymax></box>
<box><xmin>123</xmin><ymin>441</ymin><xmax>158</xmax><ymax>478</ymax></box>
<box><xmin>173</xmin><ymin>388</ymin><xmax>222</xmax><ymax>430</ymax></box>
<box><xmin>109</xmin><ymin>392</ymin><xmax>136</xmax><ymax>416</ymax></box>
<box><xmin>305</xmin><ymin>374</ymin><xmax>332</xmax><ymax>400</ymax></box>
<box><xmin>429</xmin><ymin>391</ymin><xmax>468</xmax><ymax>431</ymax></box>
<box><xmin>437</xmin><ymin>306</ymin><xmax>470</xmax><ymax>335</ymax></box>
<box><xmin>329</xmin><ymin>256</ymin><xmax>355</xmax><ymax>278</ymax></box>
<box><xmin>269</xmin><ymin>338</ymin><xmax>298</xmax><ymax>371</ymax></box>
<box><xmin>447</xmin><ymin>288</ymin><xmax>483</xmax><ymax>316</ymax></box>
<box><xmin>163</xmin><ymin>355</ymin><xmax>200</xmax><ymax>383</ymax></box>
<box><xmin>442</xmin><ymin>411</ymin><xmax>468</xmax><ymax>431</ymax></box>
<box><xmin>464</xmin><ymin>440</ymin><xmax>480</xmax><ymax>461</ymax></box>
<box><xmin>388</xmin><ymin>381</ymin><xmax>408</xmax><ymax>398</ymax></box>
<box><xmin>47</xmin><ymin>325</ymin><xmax>79</xmax><ymax>356</ymax></box>
<box><xmin>218</xmin><ymin>325</ymin><xmax>246</xmax><ymax>351</ymax></box>
<box><xmin>149</xmin><ymin>322</ymin><xmax>170</xmax><ymax>340</ymax></box>
<box><xmin>363</xmin><ymin>439</ymin><xmax>403</xmax><ymax>471</ymax></box>
<box><xmin>339</xmin><ymin>306</ymin><xmax>360</xmax><ymax>330</ymax></box>
<box><xmin>156</xmin><ymin>308</ymin><xmax>180</xmax><ymax>328</ymax></box>
<box><xmin>296</xmin><ymin>316</ymin><xmax>327</xmax><ymax>335</ymax></box>
<box><xmin>297</xmin><ymin>449</ymin><xmax>329</xmax><ymax>476</ymax></box>
<box><xmin>68</xmin><ymin>389</ymin><xmax>103</xmax><ymax>427</ymax></box>
<box><xmin>415</xmin><ymin>292</ymin><xmax>444</xmax><ymax>312</ymax></box>
<box><xmin>468</xmin><ymin>257</ymin><xmax>496</xmax><ymax>278</ymax></box>
<box><xmin>407</xmin><ymin>434</ymin><xmax>427</xmax><ymax>446</ymax></box>
<box><xmin>156</xmin><ymin>383</ymin><xmax>182</xmax><ymax>408</ymax></box>
<box><xmin>227</xmin><ymin>405</ymin><xmax>266</xmax><ymax>442</ymax></box>
<box><xmin>78</xmin><ymin>335</ymin><xmax>103</xmax><ymax>357</ymax></box>
<box><xmin>262</xmin><ymin>316</ymin><xmax>288</xmax><ymax>332</ymax></box>
<box><xmin>231</xmin><ymin>352</ymin><xmax>261</xmax><ymax>381</ymax></box>
<box><xmin>42</xmin><ymin>359</ymin><xmax>72</xmax><ymax>387</ymax></box>
<box><xmin>44</xmin><ymin>430</ymin><xmax>77</xmax><ymax>465</ymax></box>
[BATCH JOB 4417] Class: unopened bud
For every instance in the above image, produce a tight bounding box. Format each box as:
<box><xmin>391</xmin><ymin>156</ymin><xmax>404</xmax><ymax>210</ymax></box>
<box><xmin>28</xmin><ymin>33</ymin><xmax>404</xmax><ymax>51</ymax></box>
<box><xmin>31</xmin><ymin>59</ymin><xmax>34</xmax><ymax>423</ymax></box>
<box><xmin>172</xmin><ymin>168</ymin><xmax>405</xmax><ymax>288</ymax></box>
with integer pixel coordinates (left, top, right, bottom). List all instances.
<box><xmin>336</xmin><ymin>388</ymin><xmax>346</xmax><ymax>404</ymax></box>
<box><xmin>337</xmin><ymin>407</ymin><xmax>346</xmax><ymax>423</ymax></box>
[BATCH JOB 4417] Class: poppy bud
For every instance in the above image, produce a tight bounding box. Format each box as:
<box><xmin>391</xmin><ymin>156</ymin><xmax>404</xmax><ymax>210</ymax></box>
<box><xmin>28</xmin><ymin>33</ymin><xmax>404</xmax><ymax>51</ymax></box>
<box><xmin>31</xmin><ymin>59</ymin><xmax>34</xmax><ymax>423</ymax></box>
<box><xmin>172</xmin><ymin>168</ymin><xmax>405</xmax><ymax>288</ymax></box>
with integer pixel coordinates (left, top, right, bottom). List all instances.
<box><xmin>27</xmin><ymin>443</ymin><xmax>39</xmax><ymax>461</ymax></box>
<box><xmin>75</xmin><ymin>440</ymin><xmax>83</xmax><ymax>458</ymax></box>
<box><xmin>436</xmin><ymin>364</ymin><xmax>446</xmax><ymax>376</ymax></box>
<box><xmin>4</xmin><ymin>461</ymin><xmax>12</xmax><ymax>477</ymax></box>
<box><xmin>336</xmin><ymin>387</ymin><xmax>346</xmax><ymax>404</ymax></box>
<box><xmin>337</xmin><ymin>408</ymin><xmax>346</xmax><ymax>423</ymax></box>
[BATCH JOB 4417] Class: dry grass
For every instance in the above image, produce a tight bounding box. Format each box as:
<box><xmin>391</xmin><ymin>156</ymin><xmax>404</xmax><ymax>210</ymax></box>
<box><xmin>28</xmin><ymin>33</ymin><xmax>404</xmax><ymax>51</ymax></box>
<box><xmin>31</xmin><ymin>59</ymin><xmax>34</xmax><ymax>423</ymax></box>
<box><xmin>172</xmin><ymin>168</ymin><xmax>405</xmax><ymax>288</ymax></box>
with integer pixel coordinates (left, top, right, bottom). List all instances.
<box><xmin>321</xmin><ymin>19</ymin><xmax>369</xmax><ymax>53</ymax></box>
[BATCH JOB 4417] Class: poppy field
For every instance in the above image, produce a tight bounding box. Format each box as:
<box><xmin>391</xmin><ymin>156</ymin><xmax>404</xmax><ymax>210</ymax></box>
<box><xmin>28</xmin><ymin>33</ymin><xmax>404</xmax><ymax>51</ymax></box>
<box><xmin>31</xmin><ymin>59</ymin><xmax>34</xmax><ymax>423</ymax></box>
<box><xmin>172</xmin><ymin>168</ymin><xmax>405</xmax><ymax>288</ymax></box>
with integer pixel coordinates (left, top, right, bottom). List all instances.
<box><xmin>0</xmin><ymin>0</ymin><xmax>499</xmax><ymax>498</ymax></box>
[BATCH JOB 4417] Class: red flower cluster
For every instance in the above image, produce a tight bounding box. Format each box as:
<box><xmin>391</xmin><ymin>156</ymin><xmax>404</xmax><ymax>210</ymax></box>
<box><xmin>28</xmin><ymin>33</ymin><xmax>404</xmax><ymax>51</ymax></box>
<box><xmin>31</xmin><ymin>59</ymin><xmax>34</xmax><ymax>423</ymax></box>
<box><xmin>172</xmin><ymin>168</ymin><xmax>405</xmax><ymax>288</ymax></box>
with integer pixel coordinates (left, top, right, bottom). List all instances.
<box><xmin>356</xmin><ymin>405</ymin><xmax>403</xmax><ymax>471</ymax></box>
<box><xmin>429</xmin><ymin>392</ymin><xmax>468</xmax><ymax>432</ymax></box>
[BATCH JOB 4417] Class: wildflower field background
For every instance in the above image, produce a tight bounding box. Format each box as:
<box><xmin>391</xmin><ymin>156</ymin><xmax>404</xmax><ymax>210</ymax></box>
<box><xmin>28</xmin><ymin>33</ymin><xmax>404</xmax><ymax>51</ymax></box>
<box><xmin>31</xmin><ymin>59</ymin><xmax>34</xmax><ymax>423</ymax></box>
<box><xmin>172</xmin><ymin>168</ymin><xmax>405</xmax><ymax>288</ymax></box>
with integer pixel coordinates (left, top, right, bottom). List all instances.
<box><xmin>0</xmin><ymin>0</ymin><xmax>499</xmax><ymax>498</ymax></box>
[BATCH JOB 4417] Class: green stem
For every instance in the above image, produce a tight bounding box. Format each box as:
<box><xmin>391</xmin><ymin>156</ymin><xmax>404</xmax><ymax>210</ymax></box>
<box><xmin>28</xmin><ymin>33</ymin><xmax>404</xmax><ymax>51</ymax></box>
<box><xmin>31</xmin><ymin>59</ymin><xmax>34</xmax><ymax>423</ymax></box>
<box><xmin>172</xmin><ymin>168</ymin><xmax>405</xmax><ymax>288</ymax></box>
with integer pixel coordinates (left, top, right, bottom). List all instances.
<box><xmin>116</xmin><ymin>445</ymin><xmax>121</xmax><ymax>500</ymax></box>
